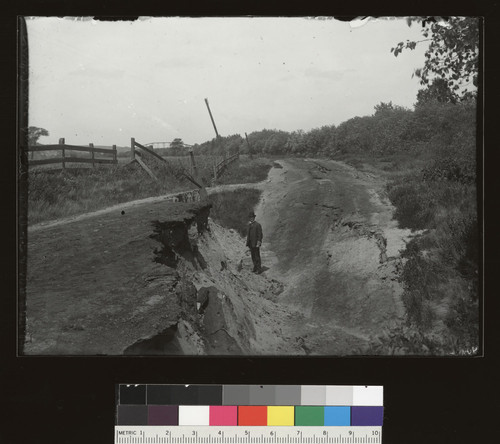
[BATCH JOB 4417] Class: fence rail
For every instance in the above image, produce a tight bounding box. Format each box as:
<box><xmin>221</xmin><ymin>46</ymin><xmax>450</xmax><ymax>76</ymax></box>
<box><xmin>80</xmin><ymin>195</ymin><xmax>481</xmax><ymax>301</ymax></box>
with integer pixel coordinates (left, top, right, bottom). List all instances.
<box><xmin>144</xmin><ymin>141</ymin><xmax>193</xmax><ymax>149</ymax></box>
<box><xmin>28</xmin><ymin>144</ymin><xmax>115</xmax><ymax>155</ymax></box>
<box><xmin>132</xmin><ymin>140</ymin><xmax>167</xmax><ymax>163</ymax></box>
<box><xmin>27</xmin><ymin>138</ymin><xmax>117</xmax><ymax>169</ymax></box>
<box><xmin>30</xmin><ymin>157</ymin><xmax>116</xmax><ymax>166</ymax></box>
<box><xmin>214</xmin><ymin>152</ymin><xmax>239</xmax><ymax>179</ymax></box>
<box><xmin>131</xmin><ymin>138</ymin><xmax>205</xmax><ymax>188</ymax></box>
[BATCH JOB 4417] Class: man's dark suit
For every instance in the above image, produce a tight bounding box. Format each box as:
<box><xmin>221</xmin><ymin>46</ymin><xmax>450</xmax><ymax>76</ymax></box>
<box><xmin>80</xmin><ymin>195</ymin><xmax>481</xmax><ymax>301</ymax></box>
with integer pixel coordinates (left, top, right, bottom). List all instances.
<box><xmin>246</xmin><ymin>220</ymin><xmax>263</xmax><ymax>272</ymax></box>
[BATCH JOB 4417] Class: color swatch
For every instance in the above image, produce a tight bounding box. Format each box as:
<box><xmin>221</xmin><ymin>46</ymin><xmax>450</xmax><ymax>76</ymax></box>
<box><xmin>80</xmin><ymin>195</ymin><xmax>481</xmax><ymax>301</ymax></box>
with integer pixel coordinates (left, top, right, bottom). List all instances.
<box><xmin>117</xmin><ymin>385</ymin><xmax>384</xmax><ymax>426</ymax></box>
<box><xmin>238</xmin><ymin>406</ymin><xmax>267</xmax><ymax>425</ymax></box>
<box><xmin>210</xmin><ymin>406</ymin><xmax>238</xmax><ymax>426</ymax></box>
<box><xmin>268</xmin><ymin>406</ymin><xmax>295</xmax><ymax>426</ymax></box>
<box><xmin>324</xmin><ymin>406</ymin><xmax>351</xmax><ymax>426</ymax></box>
<box><xmin>295</xmin><ymin>406</ymin><xmax>324</xmax><ymax>426</ymax></box>
<box><xmin>147</xmin><ymin>405</ymin><xmax>178</xmax><ymax>425</ymax></box>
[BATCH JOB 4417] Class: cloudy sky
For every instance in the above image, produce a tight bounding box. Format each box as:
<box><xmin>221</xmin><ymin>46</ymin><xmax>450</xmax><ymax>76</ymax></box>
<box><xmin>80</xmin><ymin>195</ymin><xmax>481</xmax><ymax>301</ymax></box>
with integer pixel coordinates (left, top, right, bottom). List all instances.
<box><xmin>26</xmin><ymin>16</ymin><xmax>428</xmax><ymax>147</ymax></box>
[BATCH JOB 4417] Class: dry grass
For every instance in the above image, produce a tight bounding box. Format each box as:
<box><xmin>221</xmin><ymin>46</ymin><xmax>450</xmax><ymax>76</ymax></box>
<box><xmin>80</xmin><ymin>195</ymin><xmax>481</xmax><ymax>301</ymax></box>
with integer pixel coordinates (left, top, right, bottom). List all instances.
<box><xmin>27</xmin><ymin>153</ymin><xmax>273</xmax><ymax>225</ymax></box>
<box><xmin>208</xmin><ymin>189</ymin><xmax>263</xmax><ymax>237</ymax></box>
<box><xmin>214</xmin><ymin>156</ymin><xmax>274</xmax><ymax>185</ymax></box>
<box><xmin>27</xmin><ymin>161</ymin><xmax>192</xmax><ymax>225</ymax></box>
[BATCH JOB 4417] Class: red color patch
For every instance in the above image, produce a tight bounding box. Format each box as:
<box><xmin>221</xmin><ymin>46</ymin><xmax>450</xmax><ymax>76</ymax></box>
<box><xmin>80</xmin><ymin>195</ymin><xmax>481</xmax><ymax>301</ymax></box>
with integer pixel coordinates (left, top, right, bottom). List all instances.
<box><xmin>238</xmin><ymin>406</ymin><xmax>267</xmax><ymax>426</ymax></box>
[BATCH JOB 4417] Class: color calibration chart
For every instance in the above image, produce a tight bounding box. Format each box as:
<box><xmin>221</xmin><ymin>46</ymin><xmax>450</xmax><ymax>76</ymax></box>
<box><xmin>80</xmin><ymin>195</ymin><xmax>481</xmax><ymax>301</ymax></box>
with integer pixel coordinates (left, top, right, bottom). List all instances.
<box><xmin>116</xmin><ymin>385</ymin><xmax>383</xmax><ymax>444</ymax></box>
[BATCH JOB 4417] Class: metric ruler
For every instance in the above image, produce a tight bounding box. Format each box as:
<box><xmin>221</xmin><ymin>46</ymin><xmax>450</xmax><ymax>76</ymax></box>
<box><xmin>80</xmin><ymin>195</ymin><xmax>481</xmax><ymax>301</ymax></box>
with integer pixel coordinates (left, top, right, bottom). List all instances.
<box><xmin>114</xmin><ymin>426</ymin><xmax>382</xmax><ymax>444</ymax></box>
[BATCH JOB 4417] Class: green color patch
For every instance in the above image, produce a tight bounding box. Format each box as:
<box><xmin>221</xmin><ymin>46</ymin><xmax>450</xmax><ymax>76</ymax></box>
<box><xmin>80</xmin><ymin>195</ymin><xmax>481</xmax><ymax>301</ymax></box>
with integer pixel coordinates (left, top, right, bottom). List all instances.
<box><xmin>294</xmin><ymin>406</ymin><xmax>324</xmax><ymax>426</ymax></box>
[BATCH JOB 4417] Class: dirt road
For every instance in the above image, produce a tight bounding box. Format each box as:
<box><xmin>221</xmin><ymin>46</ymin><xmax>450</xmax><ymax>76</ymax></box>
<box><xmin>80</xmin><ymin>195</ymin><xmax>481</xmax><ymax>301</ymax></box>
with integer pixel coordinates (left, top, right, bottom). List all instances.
<box><xmin>24</xmin><ymin>158</ymin><xmax>413</xmax><ymax>355</ymax></box>
<box><xmin>253</xmin><ymin>158</ymin><xmax>413</xmax><ymax>354</ymax></box>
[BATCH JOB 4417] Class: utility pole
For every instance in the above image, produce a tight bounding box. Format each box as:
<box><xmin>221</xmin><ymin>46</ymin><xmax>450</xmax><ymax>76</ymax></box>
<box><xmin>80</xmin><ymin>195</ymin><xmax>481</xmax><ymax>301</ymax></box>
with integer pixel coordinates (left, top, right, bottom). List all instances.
<box><xmin>204</xmin><ymin>98</ymin><xmax>220</xmax><ymax>139</ymax></box>
<box><xmin>204</xmin><ymin>98</ymin><xmax>224</xmax><ymax>184</ymax></box>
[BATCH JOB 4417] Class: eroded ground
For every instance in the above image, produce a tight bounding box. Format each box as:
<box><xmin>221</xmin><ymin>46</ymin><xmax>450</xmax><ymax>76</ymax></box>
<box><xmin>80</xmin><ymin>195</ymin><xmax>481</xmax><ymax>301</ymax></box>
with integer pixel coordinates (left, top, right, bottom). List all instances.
<box><xmin>254</xmin><ymin>159</ymin><xmax>415</xmax><ymax>354</ymax></box>
<box><xmin>24</xmin><ymin>158</ymin><xmax>415</xmax><ymax>355</ymax></box>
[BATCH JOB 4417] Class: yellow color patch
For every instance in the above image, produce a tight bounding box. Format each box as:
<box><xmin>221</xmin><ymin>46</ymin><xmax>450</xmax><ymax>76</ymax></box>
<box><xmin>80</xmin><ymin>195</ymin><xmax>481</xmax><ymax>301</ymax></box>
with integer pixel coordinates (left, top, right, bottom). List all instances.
<box><xmin>267</xmin><ymin>406</ymin><xmax>295</xmax><ymax>426</ymax></box>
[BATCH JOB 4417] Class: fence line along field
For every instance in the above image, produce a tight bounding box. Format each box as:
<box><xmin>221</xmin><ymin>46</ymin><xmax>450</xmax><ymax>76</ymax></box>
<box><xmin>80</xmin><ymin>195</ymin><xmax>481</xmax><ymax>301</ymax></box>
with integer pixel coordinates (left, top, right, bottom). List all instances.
<box><xmin>28</xmin><ymin>138</ymin><xmax>118</xmax><ymax>170</ymax></box>
<box><xmin>25</xmin><ymin>137</ymin><xmax>267</xmax><ymax>226</ymax></box>
<box><xmin>27</xmin><ymin>136</ymin><xmax>239</xmax><ymax>179</ymax></box>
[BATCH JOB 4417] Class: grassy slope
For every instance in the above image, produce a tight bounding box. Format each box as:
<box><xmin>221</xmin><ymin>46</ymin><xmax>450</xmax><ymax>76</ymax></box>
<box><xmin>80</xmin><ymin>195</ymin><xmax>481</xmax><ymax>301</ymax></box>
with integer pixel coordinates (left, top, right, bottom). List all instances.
<box><xmin>209</xmin><ymin>189</ymin><xmax>263</xmax><ymax>237</ymax></box>
<box><xmin>341</xmin><ymin>152</ymin><xmax>478</xmax><ymax>355</ymax></box>
<box><xmin>27</xmin><ymin>162</ymin><xmax>190</xmax><ymax>225</ymax></box>
<box><xmin>214</xmin><ymin>156</ymin><xmax>273</xmax><ymax>185</ymax></box>
<box><xmin>27</xmin><ymin>154</ymin><xmax>273</xmax><ymax>225</ymax></box>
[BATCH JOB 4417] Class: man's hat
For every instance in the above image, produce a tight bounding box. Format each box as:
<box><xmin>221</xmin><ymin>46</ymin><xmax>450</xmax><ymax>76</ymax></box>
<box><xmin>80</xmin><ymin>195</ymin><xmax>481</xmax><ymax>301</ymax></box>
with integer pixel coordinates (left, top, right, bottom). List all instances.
<box><xmin>248</xmin><ymin>211</ymin><xmax>256</xmax><ymax>217</ymax></box>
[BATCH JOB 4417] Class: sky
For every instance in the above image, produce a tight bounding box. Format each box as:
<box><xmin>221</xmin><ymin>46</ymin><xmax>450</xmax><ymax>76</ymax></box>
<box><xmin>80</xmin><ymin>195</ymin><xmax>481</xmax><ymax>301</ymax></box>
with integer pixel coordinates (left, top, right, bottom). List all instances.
<box><xmin>26</xmin><ymin>16</ymin><xmax>429</xmax><ymax>147</ymax></box>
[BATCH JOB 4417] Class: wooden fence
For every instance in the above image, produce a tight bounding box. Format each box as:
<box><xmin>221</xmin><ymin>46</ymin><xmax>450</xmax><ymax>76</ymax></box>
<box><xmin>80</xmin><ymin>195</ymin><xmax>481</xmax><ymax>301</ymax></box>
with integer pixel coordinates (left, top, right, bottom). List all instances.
<box><xmin>130</xmin><ymin>138</ymin><xmax>203</xmax><ymax>188</ymax></box>
<box><xmin>213</xmin><ymin>152</ymin><xmax>239</xmax><ymax>180</ymax></box>
<box><xmin>27</xmin><ymin>138</ymin><xmax>117</xmax><ymax>169</ymax></box>
<box><xmin>130</xmin><ymin>138</ymin><xmax>166</xmax><ymax>182</ymax></box>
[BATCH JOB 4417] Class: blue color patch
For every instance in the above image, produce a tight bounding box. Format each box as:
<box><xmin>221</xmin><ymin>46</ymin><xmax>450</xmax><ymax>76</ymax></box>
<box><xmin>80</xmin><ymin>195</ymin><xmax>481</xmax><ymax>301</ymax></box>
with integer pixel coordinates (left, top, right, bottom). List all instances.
<box><xmin>324</xmin><ymin>406</ymin><xmax>351</xmax><ymax>426</ymax></box>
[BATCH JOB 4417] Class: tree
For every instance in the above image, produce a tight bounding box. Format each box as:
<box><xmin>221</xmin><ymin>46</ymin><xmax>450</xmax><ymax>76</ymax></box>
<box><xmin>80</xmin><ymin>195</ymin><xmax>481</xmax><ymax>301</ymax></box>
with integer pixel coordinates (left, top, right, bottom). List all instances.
<box><xmin>335</xmin><ymin>116</ymin><xmax>374</xmax><ymax>155</ymax></box>
<box><xmin>170</xmin><ymin>138</ymin><xmax>184</xmax><ymax>148</ymax></box>
<box><xmin>222</xmin><ymin>134</ymin><xmax>244</xmax><ymax>155</ymax></box>
<box><xmin>28</xmin><ymin>126</ymin><xmax>49</xmax><ymax>146</ymax></box>
<box><xmin>391</xmin><ymin>17</ymin><xmax>479</xmax><ymax>98</ymax></box>
<box><xmin>372</xmin><ymin>103</ymin><xmax>412</xmax><ymax>154</ymax></box>
<box><xmin>285</xmin><ymin>130</ymin><xmax>305</xmax><ymax>156</ymax></box>
<box><xmin>28</xmin><ymin>126</ymin><xmax>49</xmax><ymax>160</ymax></box>
<box><xmin>416</xmin><ymin>78</ymin><xmax>459</xmax><ymax>106</ymax></box>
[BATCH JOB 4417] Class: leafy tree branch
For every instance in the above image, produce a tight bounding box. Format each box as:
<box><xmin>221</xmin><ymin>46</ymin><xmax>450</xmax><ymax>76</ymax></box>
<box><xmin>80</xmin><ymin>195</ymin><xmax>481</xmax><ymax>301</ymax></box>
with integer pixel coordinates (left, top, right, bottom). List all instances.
<box><xmin>392</xmin><ymin>17</ymin><xmax>479</xmax><ymax>98</ymax></box>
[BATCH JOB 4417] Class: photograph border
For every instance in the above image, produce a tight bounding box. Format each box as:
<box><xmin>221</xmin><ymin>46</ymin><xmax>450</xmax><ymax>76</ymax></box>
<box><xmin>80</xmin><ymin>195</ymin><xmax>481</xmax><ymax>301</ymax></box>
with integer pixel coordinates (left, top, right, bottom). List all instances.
<box><xmin>4</xmin><ymin>2</ymin><xmax>497</xmax><ymax>443</ymax></box>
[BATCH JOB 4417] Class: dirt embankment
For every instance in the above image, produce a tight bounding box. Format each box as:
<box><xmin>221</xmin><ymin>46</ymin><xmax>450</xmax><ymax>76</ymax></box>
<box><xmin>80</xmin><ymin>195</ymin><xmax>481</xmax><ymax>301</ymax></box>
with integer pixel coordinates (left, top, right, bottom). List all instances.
<box><xmin>253</xmin><ymin>158</ymin><xmax>418</xmax><ymax>354</ymax></box>
<box><xmin>24</xmin><ymin>189</ymin><xmax>303</xmax><ymax>355</ymax></box>
<box><xmin>25</xmin><ymin>158</ymin><xmax>415</xmax><ymax>355</ymax></box>
<box><xmin>24</xmin><ymin>200</ymin><xmax>213</xmax><ymax>355</ymax></box>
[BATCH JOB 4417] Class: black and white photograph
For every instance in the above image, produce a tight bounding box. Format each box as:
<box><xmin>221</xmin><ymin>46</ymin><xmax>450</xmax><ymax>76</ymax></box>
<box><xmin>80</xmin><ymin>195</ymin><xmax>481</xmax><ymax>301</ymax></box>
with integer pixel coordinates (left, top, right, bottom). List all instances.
<box><xmin>18</xmin><ymin>16</ymin><xmax>480</xmax><ymax>356</ymax></box>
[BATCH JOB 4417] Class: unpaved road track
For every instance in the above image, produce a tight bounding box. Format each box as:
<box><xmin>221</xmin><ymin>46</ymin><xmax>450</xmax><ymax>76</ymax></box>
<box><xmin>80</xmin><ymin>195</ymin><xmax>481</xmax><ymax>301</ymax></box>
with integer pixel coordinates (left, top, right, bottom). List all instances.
<box><xmin>255</xmin><ymin>158</ymin><xmax>412</xmax><ymax>354</ymax></box>
<box><xmin>24</xmin><ymin>158</ymin><xmax>412</xmax><ymax>355</ymax></box>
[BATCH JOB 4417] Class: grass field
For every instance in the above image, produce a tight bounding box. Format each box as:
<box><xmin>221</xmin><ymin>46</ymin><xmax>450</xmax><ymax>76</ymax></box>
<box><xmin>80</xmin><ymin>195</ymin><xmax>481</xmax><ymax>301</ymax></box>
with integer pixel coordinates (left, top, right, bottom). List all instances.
<box><xmin>26</xmin><ymin>152</ymin><xmax>274</xmax><ymax>225</ymax></box>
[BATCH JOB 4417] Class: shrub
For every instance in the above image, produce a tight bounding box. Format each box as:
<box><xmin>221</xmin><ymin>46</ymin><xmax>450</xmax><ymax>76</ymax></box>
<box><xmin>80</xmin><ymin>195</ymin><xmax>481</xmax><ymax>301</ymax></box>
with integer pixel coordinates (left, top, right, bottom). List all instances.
<box><xmin>209</xmin><ymin>189</ymin><xmax>262</xmax><ymax>236</ymax></box>
<box><xmin>387</xmin><ymin>177</ymin><xmax>436</xmax><ymax>230</ymax></box>
<box><xmin>422</xmin><ymin>157</ymin><xmax>476</xmax><ymax>184</ymax></box>
<box><xmin>445</xmin><ymin>293</ymin><xmax>479</xmax><ymax>349</ymax></box>
<box><xmin>386</xmin><ymin>164</ymin><xmax>479</xmax><ymax>353</ymax></box>
<box><xmin>215</xmin><ymin>157</ymin><xmax>273</xmax><ymax>185</ymax></box>
<box><xmin>368</xmin><ymin>322</ymin><xmax>474</xmax><ymax>355</ymax></box>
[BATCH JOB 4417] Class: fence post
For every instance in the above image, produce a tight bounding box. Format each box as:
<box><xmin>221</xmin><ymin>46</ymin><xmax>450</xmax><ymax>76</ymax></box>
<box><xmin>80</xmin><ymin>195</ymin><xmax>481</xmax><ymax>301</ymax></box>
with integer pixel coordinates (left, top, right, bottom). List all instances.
<box><xmin>213</xmin><ymin>161</ymin><xmax>217</xmax><ymax>181</ymax></box>
<box><xmin>131</xmin><ymin>137</ymin><xmax>136</xmax><ymax>160</ymax></box>
<box><xmin>189</xmin><ymin>148</ymin><xmax>198</xmax><ymax>178</ymax></box>
<box><xmin>89</xmin><ymin>143</ymin><xmax>95</xmax><ymax>168</ymax></box>
<box><xmin>59</xmin><ymin>138</ymin><xmax>65</xmax><ymax>169</ymax></box>
<box><xmin>113</xmin><ymin>145</ymin><xmax>117</xmax><ymax>164</ymax></box>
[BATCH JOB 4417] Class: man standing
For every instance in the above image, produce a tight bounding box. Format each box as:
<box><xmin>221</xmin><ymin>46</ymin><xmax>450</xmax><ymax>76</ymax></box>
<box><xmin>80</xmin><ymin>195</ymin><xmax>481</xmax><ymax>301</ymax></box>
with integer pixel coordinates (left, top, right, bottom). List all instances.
<box><xmin>246</xmin><ymin>211</ymin><xmax>263</xmax><ymax>273</ymax></box>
